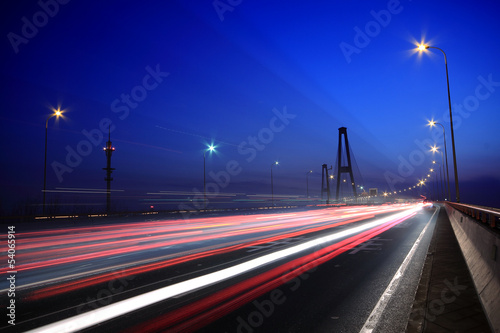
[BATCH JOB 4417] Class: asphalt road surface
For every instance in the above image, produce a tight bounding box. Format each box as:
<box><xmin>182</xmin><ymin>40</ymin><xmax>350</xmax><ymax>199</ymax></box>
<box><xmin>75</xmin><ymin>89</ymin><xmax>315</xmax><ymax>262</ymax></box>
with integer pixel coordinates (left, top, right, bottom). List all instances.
<box><xmin>0</xmin><ymin>203</ymin><xmax>437</xmax><ymax>332</ymax></box>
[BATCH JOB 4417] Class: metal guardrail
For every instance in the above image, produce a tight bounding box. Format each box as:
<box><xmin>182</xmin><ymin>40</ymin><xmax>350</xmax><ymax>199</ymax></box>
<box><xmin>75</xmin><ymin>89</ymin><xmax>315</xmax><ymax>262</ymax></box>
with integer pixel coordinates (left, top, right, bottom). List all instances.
<box><xmin>445</xmin><ymin>202</ymin><xmax>500</xmax><ymax>230</ymax></box>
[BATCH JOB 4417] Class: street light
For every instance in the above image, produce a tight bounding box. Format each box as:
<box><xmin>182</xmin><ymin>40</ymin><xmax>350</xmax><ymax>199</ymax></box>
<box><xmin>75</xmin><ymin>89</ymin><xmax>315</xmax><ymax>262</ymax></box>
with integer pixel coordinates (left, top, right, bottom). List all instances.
<box><xmin>271</xmin><ymin>161</ymin><xmax>279</xmax><ymax>206</ymax></box>
<box><xmin>428</xmin><ymin>170</ymin><xmax>437</xmax><ymax>200</ymax></box>
<box><xmin>418</xmin><ymin>43</ymin><xmax>460</xmax><ymax>202</ymax></box>
<box><xmin>43</xmin><ymin>108</ymin><xmax>62</xmax><ymax>215</ymax></box>
<box><xmin>429</xmin><ymin>167</ymin><xmax>438</xmax><ymax>201</ymax></box>
<box><xmin>431</xmin><ymin>146</ymin><xmax>446</xmax><ymax>201</ymax></box>
<box><xmin>428</xmin><ymin>120</ymin><xmax>451</xmax><ymax>201</ymax></box>
<box><xmin>327</xmin><ymin>174</ymin><xmax>334</xmax><ymax>204</ymax></box>
<box><xmin>203</xmin><ymin>145</ymin><xmax>215</xmax><ymax>209</ymax></box>
<box><xmin>306</xmin><ymin>170</ymin><xmax>312</xmax><ymax>199</ymax></box>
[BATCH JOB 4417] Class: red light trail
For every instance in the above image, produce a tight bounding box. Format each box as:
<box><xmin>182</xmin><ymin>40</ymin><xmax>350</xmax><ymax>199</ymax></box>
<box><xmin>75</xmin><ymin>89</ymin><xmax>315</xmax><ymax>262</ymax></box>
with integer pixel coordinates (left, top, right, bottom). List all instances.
<box><xmin>11</xmin><ymin>204</ymin><xmax>425</xmax><ymax>333</ymax></box>
<box><xmin>1</xmin><ymin>204</ymin><xmax>428</xmax><ymax>333</ymax></box>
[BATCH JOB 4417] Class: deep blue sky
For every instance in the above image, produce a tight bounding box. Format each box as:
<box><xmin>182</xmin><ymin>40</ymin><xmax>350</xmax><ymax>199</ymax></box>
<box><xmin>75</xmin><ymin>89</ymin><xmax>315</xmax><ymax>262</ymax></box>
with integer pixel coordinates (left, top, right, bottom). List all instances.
<box><xmin>1</xmin><ymin>0</ymin><xmax>499</xmax><ymax>212</ymax></box>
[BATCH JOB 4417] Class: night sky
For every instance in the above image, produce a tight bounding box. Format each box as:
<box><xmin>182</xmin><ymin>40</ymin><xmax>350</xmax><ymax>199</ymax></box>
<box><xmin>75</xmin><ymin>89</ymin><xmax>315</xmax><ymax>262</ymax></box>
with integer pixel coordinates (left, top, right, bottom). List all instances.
<box><xmin>1</xmin><ymin>0</ymin><xmax>499</xmax><ymax>214</ymax></box>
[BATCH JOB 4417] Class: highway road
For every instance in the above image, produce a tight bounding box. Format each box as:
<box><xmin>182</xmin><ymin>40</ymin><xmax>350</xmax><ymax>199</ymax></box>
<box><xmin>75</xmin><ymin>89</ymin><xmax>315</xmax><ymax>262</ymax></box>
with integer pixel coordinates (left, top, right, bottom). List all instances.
<box><xmin>0</xmin><ymin>203</ymin><xmax>437</xmax><ymax>332</ymax></box>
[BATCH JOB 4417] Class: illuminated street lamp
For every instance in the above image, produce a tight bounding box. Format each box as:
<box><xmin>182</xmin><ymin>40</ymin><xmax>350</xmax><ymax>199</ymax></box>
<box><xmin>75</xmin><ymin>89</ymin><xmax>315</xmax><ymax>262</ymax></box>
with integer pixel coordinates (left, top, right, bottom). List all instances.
<box><xmin>429</xmin><ymin>167</ymin><xmax>438</xmax><ymax>201</ymax></box>
<box><xmin>203</xmin><ymin>145</ymin><xmax>215</xmax><ymax>209</ymax></box>
<box><xmin>428</xmin><ymin>120</ymin><xmax>451</xmax><ymax>200</ymax></box>
<box><xmin>271</xmin><ymin>161</ymin><xmax>279</xmax><ymax>206</ymax></box>
<box><xmin>431</xmin><ymin>146</ymin><xmax>446</xmax><ymax>200</ymax></box>
<box><xmin>43</xmin><ymin>108</ymin><xmax>62</xmax><ymax>215</ymax></box>
<box><xmin>418</xmin><ymin>43</ymin><xmax>460</xmax><ymax>202</ymax></box>
<box><xmin>306</xmin><ymin>170</ymin><xmax>312</xmax><ymax>199</ymax></box>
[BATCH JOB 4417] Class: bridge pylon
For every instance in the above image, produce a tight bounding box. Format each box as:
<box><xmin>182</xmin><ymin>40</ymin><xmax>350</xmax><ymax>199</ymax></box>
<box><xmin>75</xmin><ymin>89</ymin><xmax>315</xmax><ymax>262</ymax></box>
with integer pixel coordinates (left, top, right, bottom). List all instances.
<box><xmin>335</xmin><ymin>127</ymin><xmax>357</xmax><ymax>201</ymax></box>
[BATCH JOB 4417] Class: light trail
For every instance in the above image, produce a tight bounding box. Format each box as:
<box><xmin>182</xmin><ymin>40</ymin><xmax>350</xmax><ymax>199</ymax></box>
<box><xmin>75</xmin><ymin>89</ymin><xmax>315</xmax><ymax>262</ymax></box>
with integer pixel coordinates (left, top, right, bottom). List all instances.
<box><xmin>2</xmin><ymin>205</ymin><xmax>403</xmax><ymax>275</ymax></box>
<box><xmin>25</xmin><ymin>204</ymin><xmax>422</xmax><ymax>333</ymax></box>
<box><xmin>27</xmin><ymin>214</ymin><xmax>374</xmax><ymax>300</ymax></box>
<box><xmin>0</xmin><ymin>204</ymin><xmax>419</xmax><ymax>303</ymax></box>
<box><xmin>134</xmin><ymin>210</ymin><xmax>417</xmax><ymax>332</ymax></box>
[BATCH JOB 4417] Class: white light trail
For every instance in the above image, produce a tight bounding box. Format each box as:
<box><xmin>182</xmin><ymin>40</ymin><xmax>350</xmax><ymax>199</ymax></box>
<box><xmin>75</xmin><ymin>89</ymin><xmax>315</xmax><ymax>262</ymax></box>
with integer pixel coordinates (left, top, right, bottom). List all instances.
<box><xmin>27</xmin><ymin>205</ymin><xmax>422</xmax><ymax>333</ymax></box>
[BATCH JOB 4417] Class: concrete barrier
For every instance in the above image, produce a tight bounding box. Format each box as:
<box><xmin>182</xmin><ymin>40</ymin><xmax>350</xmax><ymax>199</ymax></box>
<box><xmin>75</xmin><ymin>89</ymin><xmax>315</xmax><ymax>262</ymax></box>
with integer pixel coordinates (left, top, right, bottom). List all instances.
<box><xmin>444</xmin><ymin>203</ymin><xmax>500</xmax><ymax>333</ymax></box>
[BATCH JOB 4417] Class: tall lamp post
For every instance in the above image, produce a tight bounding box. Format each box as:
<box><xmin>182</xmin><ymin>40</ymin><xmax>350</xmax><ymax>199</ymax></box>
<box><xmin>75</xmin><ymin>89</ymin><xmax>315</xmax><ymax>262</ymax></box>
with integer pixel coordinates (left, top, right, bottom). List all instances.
<box><xmin>43</xmin><ymin>108</ymin><xmax>62</xmax><ymax>215</ymax></box>
<box><xmin>418</xmin><ymin>43</ymin><xmax>460</xmax><ymax>202</ymax></box>
<box><xmin>431</xmin><ymin>146</ymin><xmax>446</xmax><ymax>201</ymax></box>
<box><xmin>306</xmin><ymin>170</ymin><xmax>312</xmax><ymax>199</ymax></box>
<box><xmin>426</xmin><ymin>172</ymin><xmax>436</xmax><ymax>201</ymax></box>
<box><xmin>329</xmin><ymin>175</ymin><xmax>334</xmax><ymax>204</ymax></box>
<box><xmin>429</xmin><ymin>168</ymin><xmax>437</xmax><ymax>201</ymax></box>
<box><xmin>432</xmin><ymin>160</ymin><xmax>444</xmax><ymax>196</ymax></box>
<box><xmin>428</xmin><ymin>120</ymin><xmax>451</xmax><ymax>200</ymax></box>
<box><xmin>203</xmin><ymin>145</ymin><xmax>215</xmax><ymax>209</ymax></box>
<box><xmin>271</xmin><ymin>161</ymin><xmax>279</xmax><ymax>206</ymax></box>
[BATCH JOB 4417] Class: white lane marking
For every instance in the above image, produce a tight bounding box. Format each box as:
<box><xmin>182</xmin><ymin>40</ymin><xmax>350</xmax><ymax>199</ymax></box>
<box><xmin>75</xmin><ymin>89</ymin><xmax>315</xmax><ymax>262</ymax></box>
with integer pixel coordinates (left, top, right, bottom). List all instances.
<box><xmin>26</xmin><ymin>206</ymin><xmax>423</xmax><ymax>333</ymax></box>
<box><xmin>359</xmin><ymin>206</ymin><xmax>440</xmax><ymax>333</ymax></box>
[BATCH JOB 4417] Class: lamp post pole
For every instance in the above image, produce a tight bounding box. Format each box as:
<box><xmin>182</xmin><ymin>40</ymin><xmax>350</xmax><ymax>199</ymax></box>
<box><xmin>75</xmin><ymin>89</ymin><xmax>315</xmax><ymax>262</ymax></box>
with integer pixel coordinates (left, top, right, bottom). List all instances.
<box><xmin>427</xmin><ymin>173</ymin><xmax>435</xmax><ymax>201</ymax></box>
<box><xmin>429</xmin><ymin>121</ymin><xmax>451</xmax><ymax>201</ymax></box>
<box><xmin>271</xmin><ymin>161</ymin><xmax>278</xmax><ymax>206</ymax></box>
<box><xmin>430</xmin><ymin>168</ymin><xmax>437</xmax><ymax>201</ymax></box>
<box><xmin>420</xmin><ymin>44</ymin><xmax>460</xmax><ymax>202</ymax></box>
<box><xmin>329</xmin><ymin>175</ymin><xmax>333</xmax><ymax>204</ymax></box>
<box><xmin>43</xmin><ymin>109</ymin><xmax>62</xmax><ymax>215</ymax></box>
<box><xmin>431</xmin><ymin>161</ymin><xmax>441</xmax><ymax>200</ymax></box>
<box><xmin>306</xmin><ymin>170</ymin><xmax>312</xmax><ymax>199</ymax></box>
<box><xmin>203</xmin><ymin>145</ymin><xmax>215</xmax><ymax>209</ymax></box>
<box><xmin>203</xmin><ymin>150</ymin><xmax>206</xmax><ymax>208</ymax></box>
<box><xmin>431</xmin><ymin>146</ymin><xmax>446</xmax><ymax>202</ymax></box>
